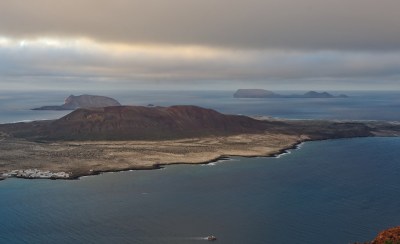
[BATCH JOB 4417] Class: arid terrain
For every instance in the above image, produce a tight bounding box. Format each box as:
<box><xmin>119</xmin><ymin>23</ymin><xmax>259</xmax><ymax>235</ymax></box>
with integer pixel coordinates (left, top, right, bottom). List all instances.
<box><xmin>0</xmin><ymin>132</ymin><xmax>304</xmax><ymax>179</ymax></box>
<box><xmin>1</xmin><ymin>105</ymin><xmax>399</xmax><ymax>180</ymax></box>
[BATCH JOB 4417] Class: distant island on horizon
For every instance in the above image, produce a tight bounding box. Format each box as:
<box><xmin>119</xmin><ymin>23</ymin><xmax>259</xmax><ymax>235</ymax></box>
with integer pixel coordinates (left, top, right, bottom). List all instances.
<box><xmin>32</xmin><ymin>94</ymin><xmax>121</xmax><ymax>110</ymax></box>
<box><xmin>234</xmin><ymin>89</ymin><xmax>348</xmax><ymax>98</ymax></box>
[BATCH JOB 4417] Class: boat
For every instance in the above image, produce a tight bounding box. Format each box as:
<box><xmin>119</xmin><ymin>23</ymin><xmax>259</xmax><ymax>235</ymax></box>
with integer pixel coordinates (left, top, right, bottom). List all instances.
<box><xmin>207</xmin><ymin>235</ymin><xmax>217</xmax><ymax>241</ymax></box>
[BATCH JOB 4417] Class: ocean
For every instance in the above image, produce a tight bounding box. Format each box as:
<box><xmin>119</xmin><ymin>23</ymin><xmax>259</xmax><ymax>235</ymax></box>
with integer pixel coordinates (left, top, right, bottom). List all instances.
<box><xmin>1</xmin><ymin>90</ymin><xmax>400</xmax><ymax>243</ymax></box>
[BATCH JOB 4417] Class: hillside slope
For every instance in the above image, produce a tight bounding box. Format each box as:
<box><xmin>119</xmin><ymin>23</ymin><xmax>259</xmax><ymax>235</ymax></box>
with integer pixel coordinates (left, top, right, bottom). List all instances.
<box><xmin>0</xmin><ymin>105</ymin><xmax>378</xmax><ymax>141</ymax></box>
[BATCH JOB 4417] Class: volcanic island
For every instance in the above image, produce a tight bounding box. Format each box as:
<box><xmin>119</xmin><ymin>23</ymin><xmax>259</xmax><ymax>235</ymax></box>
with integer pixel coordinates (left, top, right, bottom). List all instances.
<box><xmin>1</xmin><ymin>104</ymin><xmax>400</xmax><ymax>180</ymax></box>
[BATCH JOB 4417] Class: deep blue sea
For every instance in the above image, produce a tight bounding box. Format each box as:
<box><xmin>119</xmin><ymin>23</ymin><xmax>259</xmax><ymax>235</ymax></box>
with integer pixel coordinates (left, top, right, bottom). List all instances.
<box><xmin>1</xmin><ymin>90</ymin><xmax>400</xmax><ymax>243</ymax></box>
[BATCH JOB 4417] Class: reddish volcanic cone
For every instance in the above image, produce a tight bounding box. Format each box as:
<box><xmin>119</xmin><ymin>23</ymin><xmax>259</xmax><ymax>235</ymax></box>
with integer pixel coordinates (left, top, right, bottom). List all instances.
<box><xmin>370</xmin><ymin>226</ymin><xmax>400</xmax><ymax>244</ymax></box>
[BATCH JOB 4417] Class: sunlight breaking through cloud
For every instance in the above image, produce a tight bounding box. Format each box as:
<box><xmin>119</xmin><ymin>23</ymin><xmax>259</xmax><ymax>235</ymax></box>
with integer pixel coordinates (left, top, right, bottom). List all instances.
<box><xmin>1</xmin><ymin>35</ymin><xmax>400</xmax><ymax>90</ymax></box>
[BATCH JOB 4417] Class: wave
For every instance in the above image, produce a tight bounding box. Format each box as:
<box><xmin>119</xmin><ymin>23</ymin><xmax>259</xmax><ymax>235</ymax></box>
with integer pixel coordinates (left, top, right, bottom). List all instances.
<box><xmin>275</xmin><ymin>142</ymin><xmax>305</xmax><ymax>158</ymax></box>
<box><xmin>202</xmin><ymin>157</ymin><xmax>236</xmax><ymax>166</ymax></box>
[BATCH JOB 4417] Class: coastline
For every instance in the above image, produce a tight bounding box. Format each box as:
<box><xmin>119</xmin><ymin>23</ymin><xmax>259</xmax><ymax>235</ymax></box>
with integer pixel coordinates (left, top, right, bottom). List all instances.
<box><xmin>86</xmin><ymin>136</ymin><xmax>310</xmax><ymax>180</ymax></box>
<box><xmin>2</xmin><ymin>135</ymin><xmax>378</xmax><ymax>181</ymax></box>
<box><xmin>54</xmin><ymin>136</ymin><xmax>379</xmax><ymax>181</ymax></box>
<box><xmin>0</xmin><ymin>133</ymin><xmax>308</xmax><ymax>181</ymax></box>
<box><xmin>1</xmin><ymin>135</ymin><xmax>398</xmax><ymax>181</ymax></box>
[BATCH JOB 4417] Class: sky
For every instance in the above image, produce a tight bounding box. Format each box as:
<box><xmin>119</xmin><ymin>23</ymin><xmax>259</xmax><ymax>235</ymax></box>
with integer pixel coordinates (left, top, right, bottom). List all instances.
<box><xmin>1</xmin><ymin>0</ymin><xmax>400</xmax><ymax>91</ymax></box>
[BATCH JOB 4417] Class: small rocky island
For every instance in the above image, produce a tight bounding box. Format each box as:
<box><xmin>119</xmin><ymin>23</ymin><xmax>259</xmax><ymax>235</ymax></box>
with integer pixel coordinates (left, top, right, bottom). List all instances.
<box><xmin>33</xmin><ymin>94</ymin><xmax>121</xmax><ymax>110</ymax></box>
<box><xmin>233</xmin><ymin>89</ymin><xmax>348</xmax><ymax>98</ymax></box>
<box><xmin>0</xmin><ymin>105</ymin><xmax>399</xmax><ymax>180</ymax></box>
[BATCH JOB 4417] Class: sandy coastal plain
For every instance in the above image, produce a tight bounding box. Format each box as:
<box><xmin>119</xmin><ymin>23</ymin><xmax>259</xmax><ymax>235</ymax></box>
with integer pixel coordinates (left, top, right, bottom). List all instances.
<box><xmin>0</xmin><ymin>132</ymin><xmax>305</xmax><ymax>179</ymax></box>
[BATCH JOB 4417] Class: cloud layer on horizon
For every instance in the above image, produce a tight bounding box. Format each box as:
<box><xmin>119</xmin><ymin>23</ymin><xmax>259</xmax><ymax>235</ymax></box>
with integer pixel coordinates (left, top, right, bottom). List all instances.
<box><xmin>1</xmin><ymin>38</ymin><xmax>400</xmax><ymax>90</ymax></box>
<box><xmin>1</xmin><ymin>0</ymin><xmax>400</xmax><ymax>90</ymax></box>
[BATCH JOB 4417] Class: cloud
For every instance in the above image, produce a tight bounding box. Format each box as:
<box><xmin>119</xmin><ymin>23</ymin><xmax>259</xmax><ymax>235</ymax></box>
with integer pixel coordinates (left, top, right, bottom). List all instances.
<box><xmin>0</xmin><ymin>0</ymin><xmax>400</xmax><ymax>50</ymax></box>
<box><xmin>1</xmin><ymin>37</ymin><xmax>400</xmax><ymax>91</ymax></box>
<box><xmin>1</xmin><ymin>0</ymin><xmax>400</xmax><ymax>90</ymax></box>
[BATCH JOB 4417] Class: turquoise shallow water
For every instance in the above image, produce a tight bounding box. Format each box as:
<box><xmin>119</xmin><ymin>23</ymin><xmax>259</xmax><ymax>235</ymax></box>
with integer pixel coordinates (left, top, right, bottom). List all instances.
<box><xmin>1</xmin><ymin>90</ymin><xmax>400</xmax><ymax>243</ymax></box>
<box><xmin>1</xmin><ymin>137</ymin><xmax>400</xmax><ymax>244</ymax></box>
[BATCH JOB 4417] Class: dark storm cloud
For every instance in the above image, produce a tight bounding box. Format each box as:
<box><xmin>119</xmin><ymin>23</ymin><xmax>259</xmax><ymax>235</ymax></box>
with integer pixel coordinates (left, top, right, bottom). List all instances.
<box><xmin>0</xmin><ymin>0</ymin><xmax>400</xmax><ymax>50</ymax></box>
